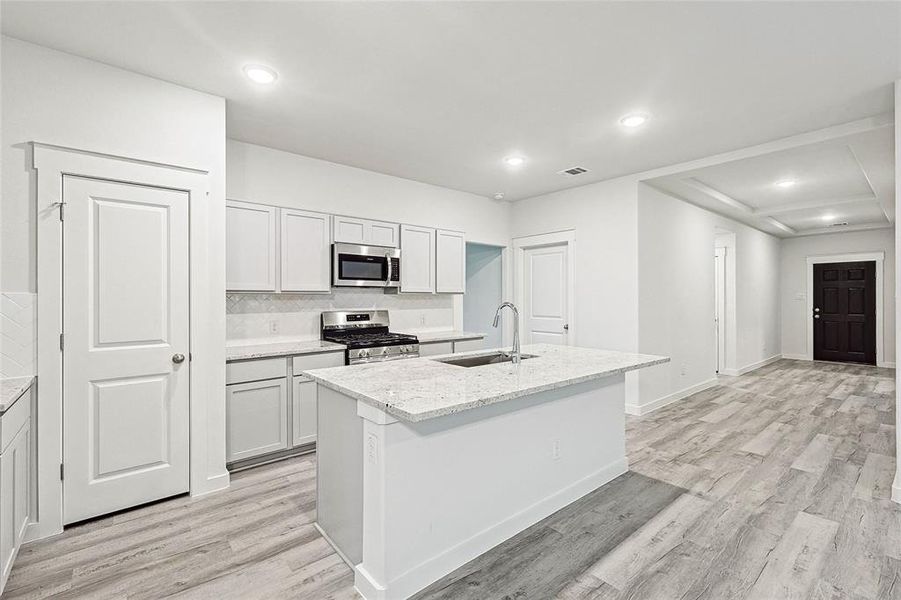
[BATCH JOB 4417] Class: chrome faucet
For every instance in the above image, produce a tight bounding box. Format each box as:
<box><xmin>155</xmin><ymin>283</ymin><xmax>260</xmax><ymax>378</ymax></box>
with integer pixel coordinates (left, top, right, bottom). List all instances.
<box><xmin>493</xmin><ymin>302</ymin><xmax>521</xmax><ymax>364</ymax></box>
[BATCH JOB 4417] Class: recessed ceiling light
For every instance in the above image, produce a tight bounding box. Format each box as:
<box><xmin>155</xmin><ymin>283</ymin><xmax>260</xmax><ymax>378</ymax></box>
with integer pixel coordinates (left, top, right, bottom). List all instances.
<box><xmin>822</xmin><ymin>214</ymin><xmax>836</xmax><ymax>222</ymax></box>
<box><xmin>775</xmin><ymin>179</ymin><xmax>796</xmax><ymax>188</ymax></box>
<box><xmin>493</xmin><ymin>192</ymin><xmax>505</xmax><ymax>200</ymax></box>
<box><xmin>504</xmin><ymin>156</ymin><xmax>526</xmax><ymax>168</ymax></box>
<box><xmin>619</xmin><ymin>112</ymin><xmax>650</xmax><ymax>128</ymax></box>
<box><xmin>243</xmin><ymin>64</ymin><xmax>278</xmax><ymax>85</ymax></box>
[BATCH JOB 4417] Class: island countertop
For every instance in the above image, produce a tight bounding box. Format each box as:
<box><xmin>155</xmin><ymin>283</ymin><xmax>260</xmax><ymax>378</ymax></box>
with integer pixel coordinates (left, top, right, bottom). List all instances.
<box><xmin>304</xmin><ymin>344</ymin><xmax>668</xmax><ymax>422</ymax></box>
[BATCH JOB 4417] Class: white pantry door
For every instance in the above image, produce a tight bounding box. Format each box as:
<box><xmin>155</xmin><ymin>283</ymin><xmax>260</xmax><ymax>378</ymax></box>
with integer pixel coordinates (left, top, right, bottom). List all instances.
<box><xmin>63</xmin><ymin>176</ymin><xmax>190</xmax><ymax>524</ymax></box>
<box><xmin>523</xmin><ymin>243</ymin><xmax>570</xmax><ymax>345</ymax></box>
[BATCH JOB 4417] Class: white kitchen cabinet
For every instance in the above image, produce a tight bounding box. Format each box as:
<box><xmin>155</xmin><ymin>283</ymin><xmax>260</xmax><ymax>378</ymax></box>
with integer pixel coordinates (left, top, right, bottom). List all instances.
<box><xmin>399</xmin><ymin>224</ymin><xmax>435</xmax><ymax>293</ymax></box>
<box><xmin>419</xmin><ymin>341</ymin><xmax>454</xmax><ymax>357</ymax></box>
<box><xmin>226</xmin><ymin>200</ymin><xmax>278</xmax><ymax>291</ymax></box>
<box><xmin>292</xmin><ymin>377</ymin><xmax>318</xmax><ymax>447</ymax></box>
<box><xmin>280</xmin><ymin>209</ymin><xmax>330</xmax><ymax>292</ymax></box>
<box><xmin>0</xmin><ymin>389</ymin><xmax>31</xmax><ymax>595</ymax></box>
<box><xmin>333</xmin><ymin>216</ymin><xmax>400</xmax><ymax>247</ymax></box>
<box><xmin>436</xmin><ymin>229</ymin><xmax>466</xmax><ymax>294</ymax></box>
<box><xmin>226</xmin><ymin>379</ymin><xmax>289</xmax><ymax>463</ymax></box>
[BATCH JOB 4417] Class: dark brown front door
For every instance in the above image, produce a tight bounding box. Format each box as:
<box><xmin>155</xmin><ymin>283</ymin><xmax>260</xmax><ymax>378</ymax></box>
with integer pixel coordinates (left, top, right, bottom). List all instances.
<box><xmin>813</xmin><ymin>261</ymin><xmax>876</xmax><ymax>365</ymax></box>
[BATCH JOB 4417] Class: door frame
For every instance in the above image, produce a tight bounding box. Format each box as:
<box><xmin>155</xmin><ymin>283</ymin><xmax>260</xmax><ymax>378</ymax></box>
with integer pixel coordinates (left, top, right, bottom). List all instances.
<box><xmin>512</xmin><ymin>230</ymin><xmax>576</xmax><ymax>346</ymax></box>
<box><xmin>806</xmin><ymin>252</ymin><xmax>885</xmax><ymax>366</ymax></box>
<box><xmin>714</xmin><ymin>247</ymin><xmax>726</xmax><ymax>373</ymax></box>
<box><xmin>31</xmin><ymin>143</ymin><xmax>228</xmax><ymax>542</ymax></box>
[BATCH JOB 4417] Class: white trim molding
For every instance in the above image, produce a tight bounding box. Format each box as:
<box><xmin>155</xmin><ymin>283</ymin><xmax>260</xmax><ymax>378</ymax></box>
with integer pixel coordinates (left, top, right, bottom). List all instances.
<box><xmin>626</xmin><ymin>377</ymin><xmax>719</xmax><ymax>416</ymax></box>
<box><xmin>805</xmin><ymin>252</ymin><xmax>886</xmax><ymax>367</ymax></box>
<box><xmin>29</xmin><ymin>143</ymin><xmax>228</xmax><ymax>542</ymax></box>
<box><xmin>719</xmin><ymin>354</ymin><xmax>783</xmax><ymax>377</ymax></box>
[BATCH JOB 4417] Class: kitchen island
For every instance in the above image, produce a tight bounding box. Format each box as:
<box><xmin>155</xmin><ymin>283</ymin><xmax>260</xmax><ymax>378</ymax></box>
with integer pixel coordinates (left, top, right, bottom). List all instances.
<box><xmin>304</xmin><ymin>344</ymin><xmax>668</xmax><ymax>600</ymax></box>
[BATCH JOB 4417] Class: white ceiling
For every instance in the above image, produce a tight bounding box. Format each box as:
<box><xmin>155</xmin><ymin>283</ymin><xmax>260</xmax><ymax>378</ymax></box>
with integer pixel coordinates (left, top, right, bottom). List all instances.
<box><xmin>2</xmin><ymin>1</ymin><xmax>900</xmax><ymax>201</ymax></box>
<box><xmin>646</xmin><ymin>125</ymin><xmax>895</xmax><ymax>237</ymax></box>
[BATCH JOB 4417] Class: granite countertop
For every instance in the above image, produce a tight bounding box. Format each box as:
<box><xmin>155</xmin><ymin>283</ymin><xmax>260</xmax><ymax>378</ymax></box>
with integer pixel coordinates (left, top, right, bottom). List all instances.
<box><xmin>404</xmin><ymin>330</ymin><xmax>486</xmax><ymax>343</ymax></box>
<box><xmin>226</xmin><ymin>337</ymin><xmax>346</xmax><ymax>361</ymax></box>
<box><xmin>304</xmin><ymin>344</ymin><xmax>668</xmax><ymax>423</ymax></box>
<box><xmin>0</xmin><ymin>376</ymin><xmax>34</xmax><ymax>413</ymax></box>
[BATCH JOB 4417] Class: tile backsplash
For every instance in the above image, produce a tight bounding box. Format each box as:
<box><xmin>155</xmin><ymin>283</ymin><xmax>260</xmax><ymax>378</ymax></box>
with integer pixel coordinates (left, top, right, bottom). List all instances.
<box><xmin>227</xmin><ymin>289</ymin><xmax>454</xmax><ymax>340</ymax></box>
<box><xmin>0</xmin><ymin>292</ymin><xmax>36</xmax><ymax>378</ymax></box>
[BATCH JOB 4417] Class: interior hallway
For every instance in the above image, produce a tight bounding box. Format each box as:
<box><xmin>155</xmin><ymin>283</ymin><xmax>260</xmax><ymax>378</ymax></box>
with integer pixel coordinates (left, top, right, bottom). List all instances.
<box><xmin>6</xmin><ymin>360</ymin><xmax>898</xmax><ymax>599</ymax></box>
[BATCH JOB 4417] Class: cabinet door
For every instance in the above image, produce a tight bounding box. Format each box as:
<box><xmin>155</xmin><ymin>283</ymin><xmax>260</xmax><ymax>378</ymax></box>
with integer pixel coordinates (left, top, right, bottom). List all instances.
<box><xmin>333</xmin><ymin>216</ymin><xmax>367</xmax><ymax>244</ymax></box>
<box><xmin>368</xmin><ymin>221</ymin><xmax>400</xmax><ymax>247</ymax></box>
<box><xmin>0</xmin><ymin>445</ymin><xmax>11</xmax><ymax>585</ymax></box>
<box><xmin>12</xmin><ymin>423</ymin><xmax>28</xmax><ymax>546</ymax></box>
<box><xmin>436</xmin><ymin>229</ymin><xmax>466</xmax><ymax>293</ymax></box>
<box><xmin>400</xmin><ymin>225</ymin><xmax>435</xmax><ymax>293</ymax></box>
<box><xmin>226</xmin><ymin>200</ymin><xmax>278</xmax><ymax>291</ymax></box>
<box><xmin>226</xmin><ymin>379</ymin><xmax>289</xmax><ymax>463</ymax></box>
<box><xmin>281</xmin><ymin>209</ymin><xmax>330</xmax><ymax>292</ymax></box>
<box><xmin>419</xmin><ymin>341</ymin><xmax>454</xmax><ymax>357</ymax></box>
<box><xmin>292</xmin><ymin>377</ymin><xmax>318</xmax><ymax>447</ymax></box>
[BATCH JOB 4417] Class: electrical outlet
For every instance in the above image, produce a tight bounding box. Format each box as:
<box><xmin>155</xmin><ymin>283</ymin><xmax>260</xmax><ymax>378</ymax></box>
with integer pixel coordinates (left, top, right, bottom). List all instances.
<box><xmin>680</xmin><ymin>363</ymin><xmax>687</xmax><ymax>376</ymax></box>
<box><xmin>551</xmin><ymin>439</ymin><xmax>561</xmax><ymax>460</ymax></box>
<box><xmin>269</xmin><ymin>320</ymin><xmax>279</xmax><ymax>334</ymax></box>
<box><xmin>419</xmin><ymin>313</ymin><xmax>426</xmax><ymax>326</ymax></box>
<box><xmin>367</xmin><ymin>434</ymin><xmax>379</xmax><ymax>465</ymax></box>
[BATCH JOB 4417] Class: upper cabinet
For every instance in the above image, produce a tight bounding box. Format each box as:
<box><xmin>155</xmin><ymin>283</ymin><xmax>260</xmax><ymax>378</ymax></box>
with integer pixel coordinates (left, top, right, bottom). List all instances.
<box><xmin>333</xmin><ymin>216</ymin><xmax>399</xmax><ymax>248</ymax></box>
<box><xmin>400</xmin><ymin>224</ymin><xmax>435</xmax><ymax>293</ymax></box>
<box><xmin>280</xmin><ymin>209</ymin><xmax>330</xmax><ymax>293</ymax></box>
<box><xmin>226</xmin><ymin>200</ymin><xmax>278</xmax><ymax>291</ymax></box>
<box><xmin>436</xmin><ymin>229</ymin><xmax>466</xmax><ymax>294</ymax></box>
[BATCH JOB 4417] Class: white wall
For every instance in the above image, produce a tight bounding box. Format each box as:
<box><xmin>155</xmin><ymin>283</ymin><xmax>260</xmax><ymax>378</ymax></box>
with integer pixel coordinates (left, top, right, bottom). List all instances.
<box><xmin>780</xmin><ymin>228</ymin><xmax>895</xmax><ymax>365</ymax></box>
<box><xmin>464</xmin><ymin>243</ymin><xmax>504</xmax><ymax>347</ymax></box>
<box><xmin>1</xmin><ymin>36</ymin><xmax>229</xmax><ymax>534</ymax></box>
<box><xmin>894</xmin><ymin>79</ymin><xmax>900</xmax><ymax>504</ymax></box>
<box><xmin>226</xmin><ymin>140</ymin><xmax>511</xmax><ymax>336</ymax></box>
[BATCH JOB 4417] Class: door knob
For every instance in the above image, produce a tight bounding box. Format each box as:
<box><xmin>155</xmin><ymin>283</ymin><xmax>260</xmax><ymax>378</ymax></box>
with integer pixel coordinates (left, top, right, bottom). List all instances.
<box><xmin>172</xmin><ymin>353</ymin><xmax>186</xmax><ymax>364</ymax></box>
<box><xmin>563</xmin><ymin>324</ymin><xmax>569</xmax><ymax>331</ymax></box>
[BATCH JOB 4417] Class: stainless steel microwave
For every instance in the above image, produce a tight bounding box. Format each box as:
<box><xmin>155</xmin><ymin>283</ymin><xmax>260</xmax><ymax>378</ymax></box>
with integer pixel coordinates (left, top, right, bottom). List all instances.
<box><xmin>332</xmin><ymin>243</ymin><xmax>401</xmax><ymax>288</ymax></box>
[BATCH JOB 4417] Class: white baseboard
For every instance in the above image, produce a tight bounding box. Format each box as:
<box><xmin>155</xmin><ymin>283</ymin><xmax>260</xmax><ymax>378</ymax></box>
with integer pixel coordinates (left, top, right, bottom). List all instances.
<box><xmin>773</xmin><ymin>354</ymin><xmax>895</xmax><ymax>369</ymax></box>
<box><xmin>893</xmin><ymin>475</ymin><xmax>901</xmax><ymax>504</ymax></box>
<box><xmin>720</xmin><ymin>354</ymin><xmax>783</xmax><ymax>377</ymax></box>
<box><xmin>190</xmin><ymin>471</ymin><xmax>230</xmax><ymax>498</ymax></box>
<box><xmin>625</xmin><ymin>378</ymin><xmax>718</xmax><ymax>416</ymax></box>
<box><xmin>354</xmin><ymin>458</ymin><xmax>629</xmax><ymax>600</ymax></box>
<box><xmin>781</xmin><ymin>353</ymin><xmax>808</xmax><ymax>361</ymax></box>
<box><xmin>879</xmin><ymin>361</ymin><xmax>896</xmax><ymax>368</ymax></box>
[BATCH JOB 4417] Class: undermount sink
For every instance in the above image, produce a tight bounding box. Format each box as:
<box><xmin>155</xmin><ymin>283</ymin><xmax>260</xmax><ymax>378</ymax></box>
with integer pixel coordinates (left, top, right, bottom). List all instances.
<box><xmin>432</xmin><ymin>352</ymin><xmax>536</xmax><ymax>368</ymax></box>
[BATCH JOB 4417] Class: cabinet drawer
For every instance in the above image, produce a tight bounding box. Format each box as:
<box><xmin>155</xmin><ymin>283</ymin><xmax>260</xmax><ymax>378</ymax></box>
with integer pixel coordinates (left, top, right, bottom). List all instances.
<box><xmin>0</xmin><ymin>389</ymin><xmax>30</xmax><ymax>454</ymax></box>
<box><xmin>226</xmin><ymin>358</ymin><xmax>288</xmax><ymax>385</ymax></box>
<box><xmin>293</xmin><ymin>352</ymin><xmax>345</xmax><ymax>373</ymax></box>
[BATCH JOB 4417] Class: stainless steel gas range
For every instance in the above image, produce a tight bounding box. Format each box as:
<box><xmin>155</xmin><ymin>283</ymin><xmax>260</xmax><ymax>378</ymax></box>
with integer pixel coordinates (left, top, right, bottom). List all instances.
<box><xmin>321</xmin><ymin>310</ymin><xmax>419</xmax><ymax>365</ymax></box>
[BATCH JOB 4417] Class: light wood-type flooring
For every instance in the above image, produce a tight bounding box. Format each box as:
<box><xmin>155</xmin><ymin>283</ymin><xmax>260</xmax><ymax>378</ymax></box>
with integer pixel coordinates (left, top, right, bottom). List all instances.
<box><xmin>7</xmin><ymin>359</ymin><xmax>900</xmax><ymax>599</ymax></box>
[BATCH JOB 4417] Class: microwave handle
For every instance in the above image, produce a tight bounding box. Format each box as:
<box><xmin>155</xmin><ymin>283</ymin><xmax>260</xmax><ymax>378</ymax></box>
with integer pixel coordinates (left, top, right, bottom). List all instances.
<box><xmin>385</xmin><ymin>251</ymin><xmax>393</xmax><ymax>286</ymax></box>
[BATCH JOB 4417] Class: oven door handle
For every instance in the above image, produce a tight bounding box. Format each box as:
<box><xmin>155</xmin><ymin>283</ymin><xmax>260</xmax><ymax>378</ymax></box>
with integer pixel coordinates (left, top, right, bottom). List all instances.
<box><xmin>385</xmin><ymin>251</ymin><xmax>393</xmax><ymax>286</ymax></box>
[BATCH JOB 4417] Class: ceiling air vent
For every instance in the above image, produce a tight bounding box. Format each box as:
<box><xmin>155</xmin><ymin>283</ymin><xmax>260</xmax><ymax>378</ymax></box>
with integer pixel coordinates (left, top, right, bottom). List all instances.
<box><xmin>829</xmin><ymin>222</ymin><xmax>849</xmax><ymax>227</ymax></box>
<box><xmin>557</xmin><ymin>166</ymin><xmax>589</xmax><ymax>176</ymax></box>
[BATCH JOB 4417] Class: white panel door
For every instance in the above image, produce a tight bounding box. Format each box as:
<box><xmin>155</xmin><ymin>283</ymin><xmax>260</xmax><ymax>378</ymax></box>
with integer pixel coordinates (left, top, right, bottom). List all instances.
<box><xmin>63</xmin><ymin>176</ymin><xmax>190</xmax><ymax>524</ymax></box>
<box><xmin>226</xmin><ymin>379</ymin><xmax>289</xmax><ymax>462</ymax></box>
<box><xmin>436</xmin><ymin>229</ymin><xmax>465</xmax><ymax>293</ymax></box>
<box><xmin>226</xmin><ymin>200</ymin><xmax>278</xmax><ymax>291</ymax></box>
<box><xmin>715</xmin><ymin>247</ymin><xmax>726</xmax><ymax>373</ymax></box>
<box><xmin>281</xmin><ymin>209</ymin><xmax>330</xmax><ymax>292</ymax></box>
<box><xmin>292</xmin><ymin>377</ymin><xmax>318</xmax><ymax>447</ymax></box>
<box><xmin>400</xmin><ymin>225</ymin><xmax>435</xmax><ymax>293</ymax></box>
<box><xmin>523</xmin><ymin>244</ymin><xmax>570</xmax><ymax>345</ymax></box>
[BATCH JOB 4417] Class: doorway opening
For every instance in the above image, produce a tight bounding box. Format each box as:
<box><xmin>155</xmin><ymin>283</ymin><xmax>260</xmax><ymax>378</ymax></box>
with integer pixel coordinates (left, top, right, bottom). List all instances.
<box><xmin>463</xmin><ymin>243</ymin><xmax>504</xmax><ymax>348</ymax></box>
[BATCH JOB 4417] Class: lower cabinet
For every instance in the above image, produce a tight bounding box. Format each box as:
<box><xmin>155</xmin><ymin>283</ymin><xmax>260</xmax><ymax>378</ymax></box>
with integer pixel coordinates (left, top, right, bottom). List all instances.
<box><xmin>226</xmin><ymin>378</ymin><xmax>289</xmax><ymax>463</ymax></box>
<box><xmin>292</xmin><ymin>377</ymin><xmax>317</xmax><ymax>447</ymax></box>
<box><xmin>0</xmin><ymin>388</ymin><xmax>32</xmax><ymax>594</ymax></box>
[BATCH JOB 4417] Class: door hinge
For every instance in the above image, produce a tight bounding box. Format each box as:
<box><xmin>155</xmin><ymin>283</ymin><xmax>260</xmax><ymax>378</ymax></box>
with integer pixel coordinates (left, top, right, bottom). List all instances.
<box><xmin>60</xmin><ymin>463</ymin><xmax>64</xmax><ymax>481</ymax></box>
<box><xmin>59</xmin><ymin>333</ymin><xmax>64</xmax><ymax>351</ymax></box>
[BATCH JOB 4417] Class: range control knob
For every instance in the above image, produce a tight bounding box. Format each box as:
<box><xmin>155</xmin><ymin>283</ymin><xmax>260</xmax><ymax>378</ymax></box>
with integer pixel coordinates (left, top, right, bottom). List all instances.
<box><xmin>359</xmin><ymin>349</ymin><xmax>371</xmax><ymax>358</ymax></box>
